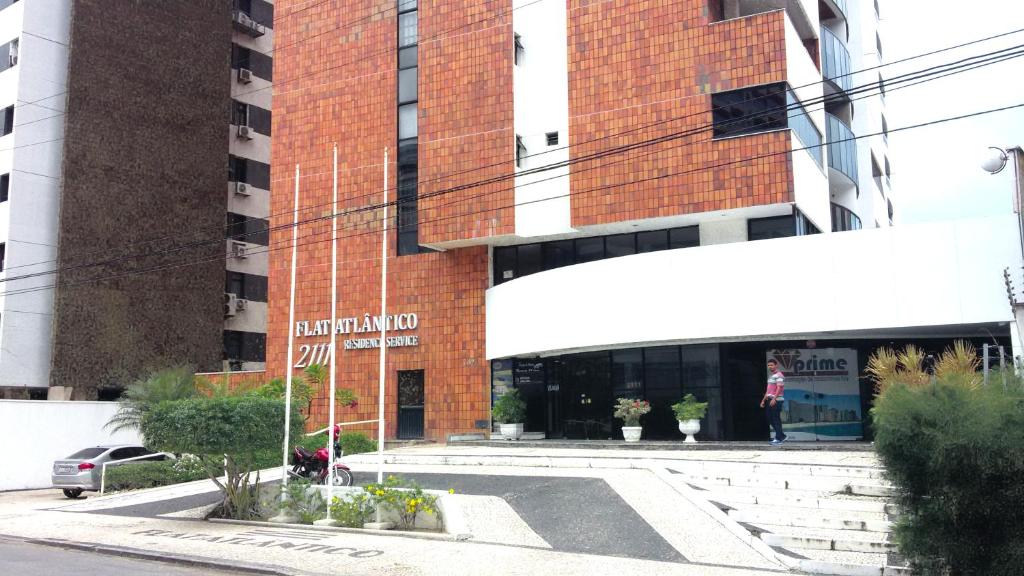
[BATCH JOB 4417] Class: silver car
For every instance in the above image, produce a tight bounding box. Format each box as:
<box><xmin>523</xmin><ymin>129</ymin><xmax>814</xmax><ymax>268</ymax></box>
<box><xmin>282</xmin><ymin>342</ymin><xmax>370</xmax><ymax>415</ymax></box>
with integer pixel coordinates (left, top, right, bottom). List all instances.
<box><xmin>52</xmin><ymin>444</ymin><xmax>174</xmax><ymax>498</ymax></box>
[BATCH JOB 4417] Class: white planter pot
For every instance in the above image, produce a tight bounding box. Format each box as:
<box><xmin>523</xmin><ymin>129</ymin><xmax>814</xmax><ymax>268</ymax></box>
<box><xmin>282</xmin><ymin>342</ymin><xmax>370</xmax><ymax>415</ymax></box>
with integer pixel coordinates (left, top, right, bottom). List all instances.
<box><xmin>499</xmin><ymin>423</ymin><xmax>524</xmax><ymax>440</ymax></box>
<box><xmin>622</xmin><ymin>426</ymin><xmax>642</xmax><ymax>442</ymax></box>
<box><xmin>678</xmin><ymin>419</ymin><xmax>701</xmax><ymax>443</ymax></box>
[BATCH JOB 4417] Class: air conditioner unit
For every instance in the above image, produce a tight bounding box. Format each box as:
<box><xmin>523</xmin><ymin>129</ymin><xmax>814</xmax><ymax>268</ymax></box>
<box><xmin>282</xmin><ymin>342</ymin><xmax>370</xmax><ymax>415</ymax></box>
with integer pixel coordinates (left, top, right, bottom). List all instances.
<box><xmin>234</xmin><ymin>181</ymin><xmax>250</xmax><ymax>196</ymax></box>
<box><xmin>237</xmin><ymin>125</ymin><xmax>253</xmax><ymax>140</ymax></box>
<box><xmin>231</xmin><ymin>242</ymin><xmax>247</xmax><ymax>259</ymax></box>
<box><xmin>236</xmin><ymin>298</ymin><xmax>249</xmax><ymax>311</ymax></box>
<box><xmin>238</xmin><ymin>68</ymin><xmax>253</xmax><ymax>84</ymax></box>
<box><xmin>224</xmin><ymin>292</ymin><xmax>238</xmax><ymax>317</ymax></box>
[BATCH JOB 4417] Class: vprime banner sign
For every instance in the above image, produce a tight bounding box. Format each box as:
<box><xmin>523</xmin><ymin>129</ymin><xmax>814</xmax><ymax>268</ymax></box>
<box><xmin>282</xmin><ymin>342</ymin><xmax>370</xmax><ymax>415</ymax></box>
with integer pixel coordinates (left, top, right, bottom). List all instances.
<box><xmin>293</xmin><ymin>313</ymin><xmax>420</xmax><ymax>367</ymax></box>
<box><xmin>766</xmin><ymin>348</ymin><xmax>863</xmax><ymax>441</ymax></box>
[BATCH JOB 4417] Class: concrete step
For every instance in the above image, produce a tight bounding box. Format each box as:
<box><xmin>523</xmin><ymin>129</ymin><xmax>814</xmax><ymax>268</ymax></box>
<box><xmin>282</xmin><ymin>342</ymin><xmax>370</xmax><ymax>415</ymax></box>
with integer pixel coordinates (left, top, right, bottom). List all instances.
<box><xmin>848</xmin><ymin>483</ymin><xmax>896</xmax><ymax>498</ymax></box>
<box><xmin>783</xmin><ymin>548</ymin><xmax>910</xmax><ymax>576</ymax></box>
<box><xmin>699</xmin><ymin>485</ymin><xmax>895</xmax><ymax>513</ymax></box>
<box><xmin>761</xmin><ymin>531</ymin><xmax>895</xmax><ymax>554</ymax></box>
<box><xmin>727</xmin><ymin>507</ymin><xmax>892</xmax><ymax>533</ymax></box>
<box><xmin>673</xmin><ymin>460</ymin><xmax>886</xmax><ymax>481</ymax></box>
<box><xmin>672</xmin><ymin>469</ymin><xmax>863</xmax><ymax>493</ymax></box>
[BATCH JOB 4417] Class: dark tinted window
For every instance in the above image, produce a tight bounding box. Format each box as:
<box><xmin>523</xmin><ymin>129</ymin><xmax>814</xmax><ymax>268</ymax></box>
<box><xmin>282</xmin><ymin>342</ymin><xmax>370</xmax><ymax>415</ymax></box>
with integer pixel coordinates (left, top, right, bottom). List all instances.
<box><xmin>669</xmin><ymin>226</ymin><xmax>699</xmax><ymax>248</ymax></box>
<box><xmin>636</xmin><ymin>230</ymin><xmax>668</xmax><ymax>253</ymax></box>
<box><xmin>0</xmin><ymin>173</ymin><xmax>7</xmax><ymax>202</ymax></box>
<box><xmin>494</xmin><ymin>246</ymin><xmax>516</xmax><ymax>282</ymax></box>
<box><xmin>68</xmin><ymin>447</ymin><xmax>106</xmax><ymax>460</ymax></box>
<box><xmin>517</xmin><ymin>244</ymin><xmax>542</xmax><ymax>277</ymax></box>
<box><xmin>109</xmin><ymin>448</ymin><xmax>135</xmax><ymax>460</ymax></box>
<box><xmin>712</xmin><ymin>83</ymin><xmax>787</xmax><ymax>138</ymax></box>
<box><xmin>226</xmin><ymin>213</ymin><xmax>269</xmax><ymax>246</ymax></box>
<box><xmin>605</xmin><ymin>234</ymin><xmax>636</xmax><ymax>258</ymax></box>
<box><xmin>396</xmin><ymin>138</ymin><xmax>420</xmax><ymax>256</ymax></box>
<box><xmin>542</xmin><ymin>240</ymin><xmax>574</xmax><ymax>271</ymax></box>
<box><xmin>226</xmin><ymin>271</ymin><xmax>269</xmax><ymax>302</ymax></box>
<box><xmin>574</xmin><ymin>237</ymin><xmax>604</xmax><ymax>263</ymax></box>
<box><xmin>232</xmin><ymin>44</ymin><xmax>273</xmax><ymax>80</ymax></box>
<box><xmin>1</xmin><ymin>105</ymin><xmax>13</xmax><ymax>136</ymax></box>
<box><xmin>224</xmin><ymin>330</ymin><xmax>266</xmax><ymax>362</ymax></box>
<box><xmin>748</xmin><ymin>215</ymin><xmax>795</xmax><ymax>241</ymax></box>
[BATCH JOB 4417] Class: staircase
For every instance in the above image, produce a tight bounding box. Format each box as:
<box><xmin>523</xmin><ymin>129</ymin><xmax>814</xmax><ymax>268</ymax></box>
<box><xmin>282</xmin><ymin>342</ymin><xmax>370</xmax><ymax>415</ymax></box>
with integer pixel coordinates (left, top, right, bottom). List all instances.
<box><xmin>660</xmin><ymin>459</ymin><xmax>909</xmax><ymax>576</ymax></box>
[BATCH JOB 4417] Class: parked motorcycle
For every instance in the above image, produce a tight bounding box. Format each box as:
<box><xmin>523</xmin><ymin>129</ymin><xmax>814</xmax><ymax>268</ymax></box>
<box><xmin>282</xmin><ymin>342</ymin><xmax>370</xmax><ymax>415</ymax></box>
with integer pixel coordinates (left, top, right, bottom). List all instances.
<box><xmin>289</xmin><ymin>428</ymin><xmax>353</xmax><ymax>486</ymax></box>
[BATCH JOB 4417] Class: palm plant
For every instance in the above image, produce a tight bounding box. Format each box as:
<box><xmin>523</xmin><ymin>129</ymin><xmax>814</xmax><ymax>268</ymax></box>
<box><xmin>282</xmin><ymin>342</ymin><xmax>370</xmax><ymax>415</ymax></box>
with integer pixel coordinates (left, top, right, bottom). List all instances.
<box><xmin>105</xmin><ymin>366</ymin><xmax>199</xmax><ymax>433</ymax></box>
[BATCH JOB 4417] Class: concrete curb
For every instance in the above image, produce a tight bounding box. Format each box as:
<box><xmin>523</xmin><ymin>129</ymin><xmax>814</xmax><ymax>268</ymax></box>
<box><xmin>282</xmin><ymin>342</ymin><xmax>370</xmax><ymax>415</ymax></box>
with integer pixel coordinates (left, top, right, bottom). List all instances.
<box><xmin>3</xmin><ymin>534</ymin><xmax>310</xmax><ymax>576</ymax></box>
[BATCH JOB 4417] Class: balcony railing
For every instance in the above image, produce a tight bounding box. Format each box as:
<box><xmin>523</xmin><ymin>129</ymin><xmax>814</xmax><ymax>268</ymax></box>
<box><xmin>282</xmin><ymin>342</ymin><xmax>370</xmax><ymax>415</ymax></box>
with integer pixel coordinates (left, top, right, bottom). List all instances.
<box><xmin>826</xmin><ymin>113</ymin><xmax>858</xmax><ymax>186</ymax></box>
<box><xmin>831</xmin><ymin>202</ymin><xmax>862</xmax><ymax>232</ymax></box>
<box><xmin>821</xmin><ymin>26</ymin><xmax>852</xmax><ymax>94</ymax></box>
<box><xmin>232</xmin><ymin>10</ymin><xmax>266</xmax><ymax>38</ymax></box>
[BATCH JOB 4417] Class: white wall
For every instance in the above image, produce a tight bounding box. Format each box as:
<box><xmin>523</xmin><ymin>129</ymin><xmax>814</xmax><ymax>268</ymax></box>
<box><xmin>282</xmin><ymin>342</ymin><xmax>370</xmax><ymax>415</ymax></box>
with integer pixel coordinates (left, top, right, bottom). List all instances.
<box><xmin>512</xmin><ymin>0</ymin><xmax>572</xmax><ymax>238</ymax></box>
<box><xmin>0</xmin><ymin>400</ymin><xmax>141</xmax><ymax>490</ymax></box>
<box><xmin>486</xmin><ymin>215</ymin><xmax>1021</xmax><ymax>359</ymax></box>
<box><xmin>792</xmin><ymin>131</ymin><xmax>831</xmax><ymax>231</ymax></box>
<box><xmin>0</xmin><ymin>0</ymin><xmax>71</xmax><ymax>388</ymax></box>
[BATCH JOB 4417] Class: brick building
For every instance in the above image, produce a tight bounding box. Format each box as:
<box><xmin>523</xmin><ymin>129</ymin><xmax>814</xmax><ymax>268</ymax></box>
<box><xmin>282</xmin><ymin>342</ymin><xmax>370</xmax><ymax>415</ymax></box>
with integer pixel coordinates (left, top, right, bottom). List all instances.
<box><xmin>266</xmin><ymin>0</ymin><xmax>1013</xmax><ymax>442</ymax></box>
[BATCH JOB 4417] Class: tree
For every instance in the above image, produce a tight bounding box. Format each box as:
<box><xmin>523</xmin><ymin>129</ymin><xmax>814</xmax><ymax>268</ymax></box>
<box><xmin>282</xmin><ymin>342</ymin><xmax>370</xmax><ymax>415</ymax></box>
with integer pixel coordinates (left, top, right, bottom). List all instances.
<box><xmin>105</xmin><ymin>366</ymin><xmax>198</xmax><ymax>434</ymax></box>
<box><xmin>142</xmin><ymin>396</ymin><xmax>304</xmax><ymax>519</ymax></box>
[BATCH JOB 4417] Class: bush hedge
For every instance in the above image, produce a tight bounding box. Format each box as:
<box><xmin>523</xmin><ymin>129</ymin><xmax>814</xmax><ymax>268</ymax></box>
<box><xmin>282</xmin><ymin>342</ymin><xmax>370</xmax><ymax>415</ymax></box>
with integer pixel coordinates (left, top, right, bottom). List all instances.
<box><xmin>104</xmin><ymin>460</ymin><xmax>206</xmax><ymax>492</ymax></box>
<box><xmin>873</xmin><ymin>377</ymin><xmax>1024</xmax><ymax>575</ymax></box>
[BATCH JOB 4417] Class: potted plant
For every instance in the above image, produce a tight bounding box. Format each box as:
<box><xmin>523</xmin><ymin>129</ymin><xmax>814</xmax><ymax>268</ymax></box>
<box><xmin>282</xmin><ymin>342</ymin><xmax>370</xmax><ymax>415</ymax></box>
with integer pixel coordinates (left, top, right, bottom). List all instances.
<box><xmin>492</xmin><ymin>389</ymin><xmax>527</xmax><ymax>440</ymax></box>
<box><xmin>672</xmin><ymin>394</ymin><xmax>709</xmax><ymax>443</ymax></box>
<box><xmin>613</xmin><ymin>398</ymin><xmax>651</xmax><ymax>442</ymax></box>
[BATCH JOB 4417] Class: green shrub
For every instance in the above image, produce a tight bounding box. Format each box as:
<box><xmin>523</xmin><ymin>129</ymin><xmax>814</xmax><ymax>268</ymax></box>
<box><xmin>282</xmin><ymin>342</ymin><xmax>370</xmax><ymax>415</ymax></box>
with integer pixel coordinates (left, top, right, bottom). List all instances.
<box><xmin>671</xmin><ymin>394</ymin><xmax>708</xmax><ymax>421</ymax></box>
<box><xmin>365</xmin><ymin>475</ymin><xmax>441</xmax><ymax>530</ymax></box>
<box><xmin>872</xmin><ymin>376</ymin><xmax>1024</xmax><ymax>575</ymax></box>
<box><xmin>105</xmin><ymin>460</ymin><xmax>206</xmax><ymax>492</ymax></box>
<box><xmin>492</xmin><ymin>389</ymin><xmax>526</xmax><ymax>424</ymax></box>
<box><xmin>142</xmin><ymin>396</ymin><xmax>304</xmax><ymax>519</ymax></box>
<box><xmin>271</xmin><ymin>478</ymin><xmax>326</xmax><ymax>524</ymax></box>
<box><xmin>329</xmin><ymin>491</ymin><xmax>376</xmax><ymax>528</ymax></box>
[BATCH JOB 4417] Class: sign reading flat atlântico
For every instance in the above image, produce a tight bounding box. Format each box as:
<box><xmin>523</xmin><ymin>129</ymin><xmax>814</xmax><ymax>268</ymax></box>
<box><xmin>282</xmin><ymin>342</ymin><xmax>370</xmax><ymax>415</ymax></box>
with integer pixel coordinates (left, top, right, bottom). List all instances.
<box><xmin>293</xmin><ymin>313</ymin><xmax>420</xmax><ymax>366</ymax></box>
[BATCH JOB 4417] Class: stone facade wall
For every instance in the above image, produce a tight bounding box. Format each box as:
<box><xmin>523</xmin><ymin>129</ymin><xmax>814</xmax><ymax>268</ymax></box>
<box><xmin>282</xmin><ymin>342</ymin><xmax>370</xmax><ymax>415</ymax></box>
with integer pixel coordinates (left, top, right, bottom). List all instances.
<box><xmin>49</xmin><ymin>0</ymin><xmax>232</xmax><ymax>396</ymax></box>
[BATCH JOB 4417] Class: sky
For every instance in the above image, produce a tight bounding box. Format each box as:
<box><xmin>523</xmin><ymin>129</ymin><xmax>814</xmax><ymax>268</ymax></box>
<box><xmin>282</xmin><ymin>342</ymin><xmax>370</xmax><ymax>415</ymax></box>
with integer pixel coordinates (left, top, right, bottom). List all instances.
<box><xmin>883</xmin><ymin>0</ymin><xmax>1024</xmax><ymax>223</ymax></box>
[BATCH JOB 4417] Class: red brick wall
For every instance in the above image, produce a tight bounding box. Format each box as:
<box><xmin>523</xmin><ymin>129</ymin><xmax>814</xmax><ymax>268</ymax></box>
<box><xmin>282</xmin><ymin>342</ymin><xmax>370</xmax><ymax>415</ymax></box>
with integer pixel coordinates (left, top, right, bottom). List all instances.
<box><xmin>568</xmin><ymin>4</ymin><xmax>793</xmax><ymax>227</ymax></box>
<box><xmin>418</xmin><ymin>0</ymin><xmax>516</xmax><ymax>244</ymax></box>
<box><xmin>269</xmin><ymin>1</ymin><xmax>491</xmax><ymax>441</ymax></box>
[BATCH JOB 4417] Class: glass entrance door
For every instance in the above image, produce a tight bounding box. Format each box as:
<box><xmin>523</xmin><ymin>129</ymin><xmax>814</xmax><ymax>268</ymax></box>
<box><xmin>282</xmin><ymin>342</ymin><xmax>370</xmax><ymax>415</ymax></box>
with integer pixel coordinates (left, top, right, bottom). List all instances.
<box><xmin>560</xmin><ymin>352</ymin><xmax>612</xmax><ymax>439</ymax></box>
<box><xmin>397</xmin><ymin>370</ymin><xmax>424</xmax><ymax>439</ymax></box>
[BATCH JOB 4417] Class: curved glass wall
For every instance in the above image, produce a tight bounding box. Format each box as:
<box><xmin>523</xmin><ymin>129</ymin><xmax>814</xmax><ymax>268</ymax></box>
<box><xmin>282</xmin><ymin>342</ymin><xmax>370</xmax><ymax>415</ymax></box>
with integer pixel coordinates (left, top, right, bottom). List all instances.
<box><xmin>831</xmin><ymin>203</ymin><xmax>862</xmax><ymax>232</ymax></box>
<box><xmin>826</xmin><ymin>113</ymin><xmax>858</xmax><ymax>186</ymax></box>
<box><xmin>821</xmin><ymin>26</ymin><xmax>852</xmax><ymax>94</ymax></box>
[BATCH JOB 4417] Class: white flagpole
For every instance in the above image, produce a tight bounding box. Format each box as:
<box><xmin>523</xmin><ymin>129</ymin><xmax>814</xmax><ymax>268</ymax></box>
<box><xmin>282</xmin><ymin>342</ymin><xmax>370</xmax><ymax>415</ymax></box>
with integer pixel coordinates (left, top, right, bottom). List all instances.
<box><xmin>326</xmin><ymin>145</ymin><xmax>340</xmax><ymax>516</ymax></box>
<box><xmin>377</xmin><ymin>148</ymin><xmax>388</xmax><ymax>485</ymax></box>
<box><xmin>282</xmin><ymin>164</ymin><xmax>301</xmax><ymax>490</ymax></box>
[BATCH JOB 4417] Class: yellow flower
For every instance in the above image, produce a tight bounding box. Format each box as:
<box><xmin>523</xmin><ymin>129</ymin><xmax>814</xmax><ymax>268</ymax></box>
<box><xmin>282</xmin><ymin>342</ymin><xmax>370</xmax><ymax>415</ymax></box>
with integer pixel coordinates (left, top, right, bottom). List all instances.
<box><xmin>448</xmin><ymin>489</ymin><xmax>455</xmax><ymax>494</ymax></box>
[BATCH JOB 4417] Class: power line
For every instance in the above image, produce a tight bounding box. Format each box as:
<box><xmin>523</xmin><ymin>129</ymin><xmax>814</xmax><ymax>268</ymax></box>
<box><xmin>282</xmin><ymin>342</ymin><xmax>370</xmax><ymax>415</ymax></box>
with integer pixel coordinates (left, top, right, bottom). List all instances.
<box><xmin>0</xmin><ymin>43</ymin><xmax>1018</xmax><ymax>285</ymax></box>
<box><xmin>2</xmin><ymin>99</ymin><xmax>1021</xmax><ymax>300</ymax></box>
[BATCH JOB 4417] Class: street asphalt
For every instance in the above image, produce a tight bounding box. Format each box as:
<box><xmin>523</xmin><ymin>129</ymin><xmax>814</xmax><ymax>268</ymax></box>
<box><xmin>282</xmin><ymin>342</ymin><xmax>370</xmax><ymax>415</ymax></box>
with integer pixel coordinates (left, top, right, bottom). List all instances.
<box><xmin>0</xmin><ymin>537</ymin><xmax>248</xmax><ymax>576</ymax></box>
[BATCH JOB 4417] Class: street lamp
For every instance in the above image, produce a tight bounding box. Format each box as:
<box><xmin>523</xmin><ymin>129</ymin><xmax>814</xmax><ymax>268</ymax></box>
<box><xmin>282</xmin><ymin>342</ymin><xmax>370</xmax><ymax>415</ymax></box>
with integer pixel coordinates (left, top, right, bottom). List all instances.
<box><xmin>982</xmin><ymin>146</ymin><xmax>1024</xmax><ymax>258</ymax></box>
<box><xmin>983</xmin><ymin>146</ymin><xmax>1024</xmax><ymax>372</ymax></box>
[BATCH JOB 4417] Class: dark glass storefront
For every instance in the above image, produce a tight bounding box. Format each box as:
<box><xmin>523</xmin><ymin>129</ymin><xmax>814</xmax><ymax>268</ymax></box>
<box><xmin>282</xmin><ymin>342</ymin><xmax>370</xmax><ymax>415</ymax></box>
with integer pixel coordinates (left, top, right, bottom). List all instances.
<box><xmin>491</xmin><ymin>335</ymin><xmax>1010</xmax><ymax>441</ymax></box>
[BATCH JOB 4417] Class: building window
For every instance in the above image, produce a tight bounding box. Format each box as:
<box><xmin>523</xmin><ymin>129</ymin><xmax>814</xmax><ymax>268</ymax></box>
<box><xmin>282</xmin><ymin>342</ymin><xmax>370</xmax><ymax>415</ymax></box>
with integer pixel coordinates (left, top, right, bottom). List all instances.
<box><xmin>514</xmin><ymin>33</ymin><xmax>524</xmax><ymax>65</ymax></box>
<box><xmin>711</xmin><ymin>83</ymin><xmax>787</xmax><ymax>139</ymax></box>
<box><xmin>516</xmin><ymin>135</ymin><xmax>526</xmax><ymax>168</ymax></box>
<box><xmin>546</xmin><ymin>131</ymin><xmax>559</xmax><ymax>146</ymax></box>
<box><xmin>0</xmin><ymin>173</ymin><xmax>8</xmax><ymax>203</ymax></box>
<box><xmin>878</xmin><ymin>73</ymin><xmax>886</xmax><ymax>97</ymax></box>
<box><xmin>0</xmin><ymin>242</ymin><xmax>5</xmax><ymax>272</ymax></box>
<box><xmin>226</xmin><ymin>271</ymin><xmax>268</xmax><ymax>302</ymax></box>
<box><xmin>795</xmin><ymin>208</ymin><xmax>821</xmax><ymax>235</ymax></box>
<box><xmin>398</xmin><ymin>67</ymin><xmax>417</xmax><ymax>104</ymax></box>
<box><xmin>232</xmin><ymin>101</ymin><xmax>249</xmax><ymax>127</ymax></box>
<box><xmin>492</xmin><ymin>226</ymin><xmax>699</xmax><ymax>285</ymax></box>
<box><xmin>787</xmin><ymin>90</ymin><xmax>823</xmax><ymax>166</ymax></box>
<box><xmin>398</xmin><ymin>12</ymin><xmax>417</xmax><ymax>47</ymax></box>
<box><xmin>748</xmin><ymin>215</ymin><xmax>795</xmax><ymax>241</ymax></box>
<box><xmin>831</xmin><ymin>203</ymin><xmax>862</xmax><ymax>232</ymax></box>
<box><xmin>876</xmin><ymin>33</ymin><xmax>883</xmax><ymax>58</ymax></box>
<box><xmin>1</xmin><ymin>105</ymin><xmax>13</xmax><ymax>136</ymax></box>
<box><xmin>881</xmin><ymin>114</ymin><xmax>889</xmax><ymax>140</ymax></box>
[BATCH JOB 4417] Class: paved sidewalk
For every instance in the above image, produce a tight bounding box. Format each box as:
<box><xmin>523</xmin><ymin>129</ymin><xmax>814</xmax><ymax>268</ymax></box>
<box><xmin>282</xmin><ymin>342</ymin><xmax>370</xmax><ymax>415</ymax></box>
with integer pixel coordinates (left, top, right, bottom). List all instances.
<box><xmin>0</xmin><ymin>444</ymin><xmax>885</xmax><ymax>575</ymax></box>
